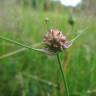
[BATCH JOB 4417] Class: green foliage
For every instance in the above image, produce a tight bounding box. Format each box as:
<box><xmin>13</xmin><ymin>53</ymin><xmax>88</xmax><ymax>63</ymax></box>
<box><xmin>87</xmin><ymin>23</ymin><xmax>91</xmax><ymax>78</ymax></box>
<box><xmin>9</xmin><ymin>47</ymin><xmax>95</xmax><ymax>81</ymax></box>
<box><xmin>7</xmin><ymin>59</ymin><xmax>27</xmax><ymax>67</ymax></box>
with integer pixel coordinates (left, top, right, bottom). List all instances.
<box><xmin>0</xmin><ymin>6</ymin><xmax>96</xmax><ymax>96</ymax></box>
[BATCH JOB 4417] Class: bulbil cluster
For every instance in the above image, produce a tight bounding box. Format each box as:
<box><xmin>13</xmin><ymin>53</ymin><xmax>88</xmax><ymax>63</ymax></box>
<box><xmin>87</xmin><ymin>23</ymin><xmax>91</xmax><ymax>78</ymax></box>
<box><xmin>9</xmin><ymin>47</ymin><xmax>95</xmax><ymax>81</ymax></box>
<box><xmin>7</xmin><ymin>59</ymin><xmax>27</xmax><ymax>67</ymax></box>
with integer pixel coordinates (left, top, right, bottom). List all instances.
<box><xmin>43</xmin><ymin>29</ymin><xmax>68</xmax><ymax>52</ymax></box>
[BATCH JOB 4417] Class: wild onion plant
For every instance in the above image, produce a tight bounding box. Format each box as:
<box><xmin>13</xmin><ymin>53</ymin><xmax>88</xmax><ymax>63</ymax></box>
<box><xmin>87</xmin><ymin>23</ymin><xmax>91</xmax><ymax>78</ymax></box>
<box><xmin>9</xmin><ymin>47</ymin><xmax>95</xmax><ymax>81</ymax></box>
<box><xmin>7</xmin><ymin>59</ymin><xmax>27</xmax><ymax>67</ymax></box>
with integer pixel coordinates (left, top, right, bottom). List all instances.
<box><xmin>0</xmin><ymin>17</ymin><xmax>87</xmax><ymax>96</ymax></box>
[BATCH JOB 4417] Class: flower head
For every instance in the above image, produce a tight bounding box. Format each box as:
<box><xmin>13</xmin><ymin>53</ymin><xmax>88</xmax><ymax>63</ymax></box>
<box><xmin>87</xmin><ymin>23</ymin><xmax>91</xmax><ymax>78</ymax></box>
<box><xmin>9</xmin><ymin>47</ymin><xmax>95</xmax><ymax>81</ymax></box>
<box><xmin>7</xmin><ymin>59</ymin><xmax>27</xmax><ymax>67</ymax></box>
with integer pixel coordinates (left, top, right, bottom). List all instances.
<box><xmin>43</xmin><ymin>29</ymin><xmax>70</xmax><ymax>52</ymax></box>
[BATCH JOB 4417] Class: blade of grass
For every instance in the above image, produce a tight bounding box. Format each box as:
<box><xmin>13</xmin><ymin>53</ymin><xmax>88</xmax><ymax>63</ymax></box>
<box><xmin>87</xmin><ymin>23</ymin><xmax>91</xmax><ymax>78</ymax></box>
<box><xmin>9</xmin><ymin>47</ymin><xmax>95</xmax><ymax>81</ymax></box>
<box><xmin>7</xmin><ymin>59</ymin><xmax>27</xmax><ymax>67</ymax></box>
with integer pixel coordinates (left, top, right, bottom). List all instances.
<box><xmin>0</xmin><ymin>43</ymin><xmax>42</xmax><ymax>60</ymax></box>
<box><xmin>0</xmin><ymin>35</ymin><xmax>43</xmax><ymax>51</ymax></box>
<box><xmin>0</xmin><ymin>35</ymin><xmax>55</xmax><ymax>55</ymax></box>
<box><xmin>63</xmin><ymin>28</ymin><xmax>88</xmax><ymax>49</ymax></box>
<box><xmin>70</xmin><ymin>27</ymin><xmax>88</xmax><ymax>43</ymax></box>
<box><xmin>22</xmin><ymin>72</ymin><xmax>58</xmax><ymax>88</ymax></box>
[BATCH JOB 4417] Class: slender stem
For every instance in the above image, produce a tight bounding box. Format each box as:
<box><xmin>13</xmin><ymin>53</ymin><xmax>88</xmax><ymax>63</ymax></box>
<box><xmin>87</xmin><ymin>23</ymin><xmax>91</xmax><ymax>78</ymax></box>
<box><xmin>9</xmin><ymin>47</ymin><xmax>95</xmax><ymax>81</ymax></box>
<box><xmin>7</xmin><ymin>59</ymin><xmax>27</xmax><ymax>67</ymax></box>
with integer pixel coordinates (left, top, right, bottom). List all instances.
<box><xmin>0</xmin><ymin>35</ymin><xmax>41</xmax><ymax>51</ymax></box>
<box><xmin>57</xmin><ymin>54</ymin><xmax>69</xmax><ymax>96</ymax></box>
<box><xmin>0</xmin><ymin>35</ymin><xmax>55</xmax><ymax>55</ymax></box>
<box><xmin>0</xmin><ymin>43</ymin><xmax>42</xmax><ymax>60</ymax></box>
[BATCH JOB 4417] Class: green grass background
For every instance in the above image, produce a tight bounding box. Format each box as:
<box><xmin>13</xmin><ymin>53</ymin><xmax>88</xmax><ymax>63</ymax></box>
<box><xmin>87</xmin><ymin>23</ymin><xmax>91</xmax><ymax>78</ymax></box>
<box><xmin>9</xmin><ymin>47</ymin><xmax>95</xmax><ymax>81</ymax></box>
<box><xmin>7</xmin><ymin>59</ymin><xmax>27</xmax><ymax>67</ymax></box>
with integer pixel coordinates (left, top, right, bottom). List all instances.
<box><xmin>0</xmin><ymin>7</ymin><xmax>96</xmax><ymax>96</ymax></box>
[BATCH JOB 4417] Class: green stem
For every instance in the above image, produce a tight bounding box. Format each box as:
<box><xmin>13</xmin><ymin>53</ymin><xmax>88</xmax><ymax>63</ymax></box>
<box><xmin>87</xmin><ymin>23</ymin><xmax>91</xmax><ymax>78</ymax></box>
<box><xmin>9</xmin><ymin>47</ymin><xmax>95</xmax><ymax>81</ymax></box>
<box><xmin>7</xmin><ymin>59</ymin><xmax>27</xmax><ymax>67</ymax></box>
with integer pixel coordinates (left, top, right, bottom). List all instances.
<box><xmin>0</xmin><ymin>43</ymin><xmax>43</xmax><ymax>60</ymax></box>
<box><xmin>0</xmin><ymin>36</ymin><xmax>40</xmax><ymax>51</ymax></box>
<box><xmin>0</xmin><ymin>35</ymin><xmax>55</xmax><ymax>55</ymax></box>
<box><xmin>0</xmin><ymin>35</ymin><xmax>50</xmax><ymax>54</ymax></box>
<box><xmin>57</xmin><ymin>54</ymin><xmax>69</xmax><ymax>96</ymax></box>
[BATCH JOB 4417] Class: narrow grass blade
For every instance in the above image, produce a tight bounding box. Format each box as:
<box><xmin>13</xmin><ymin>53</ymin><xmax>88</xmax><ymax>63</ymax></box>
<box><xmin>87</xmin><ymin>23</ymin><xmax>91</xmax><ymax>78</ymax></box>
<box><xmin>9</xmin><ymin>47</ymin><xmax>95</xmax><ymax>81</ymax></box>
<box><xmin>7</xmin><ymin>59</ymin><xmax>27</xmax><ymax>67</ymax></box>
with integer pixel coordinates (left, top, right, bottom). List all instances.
<box><xmin>0</xmin><ymin>43</ymin><xmax>43</xmax><ymax>60</ymax></box>
<box><xmin>64</xmin><ymin>27</ymin><xmax>88</xmax><ymax>48</ymax></box>
<box><xmin>23</xmin><ymin>72</ymin><xmax>57</xmax><ymax>88</ymax></box>
<box><xmin>0</xmin><ymin>35</ymin><xmax>56</xmax><ymax>55</ymax></box>
<box><xmin>71</xmin><ymin>27</ymin><xmax>88</xmax><ymax>43</ymax></box>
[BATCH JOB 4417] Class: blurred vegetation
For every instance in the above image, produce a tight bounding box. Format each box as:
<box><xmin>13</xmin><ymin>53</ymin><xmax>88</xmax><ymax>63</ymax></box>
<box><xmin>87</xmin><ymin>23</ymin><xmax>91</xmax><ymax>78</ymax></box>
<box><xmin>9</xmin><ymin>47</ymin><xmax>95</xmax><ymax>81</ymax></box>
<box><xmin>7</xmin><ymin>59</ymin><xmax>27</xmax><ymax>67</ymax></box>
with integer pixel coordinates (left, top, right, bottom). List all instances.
<box><xmin>0</xmin><ymin>0</ymin><xmax>96</xmax><ymax>96</ymax></box>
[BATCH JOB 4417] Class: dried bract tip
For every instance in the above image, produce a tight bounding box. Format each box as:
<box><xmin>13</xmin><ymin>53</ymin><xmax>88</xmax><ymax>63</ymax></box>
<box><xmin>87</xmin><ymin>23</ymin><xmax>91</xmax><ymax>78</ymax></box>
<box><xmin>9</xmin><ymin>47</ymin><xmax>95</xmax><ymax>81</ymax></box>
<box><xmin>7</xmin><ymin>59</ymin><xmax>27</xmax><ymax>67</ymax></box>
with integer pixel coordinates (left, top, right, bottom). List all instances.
<box><xmin>43</xmin><ymin>29</ymin><xmax>70</xmax><ymax>53</ymax></box>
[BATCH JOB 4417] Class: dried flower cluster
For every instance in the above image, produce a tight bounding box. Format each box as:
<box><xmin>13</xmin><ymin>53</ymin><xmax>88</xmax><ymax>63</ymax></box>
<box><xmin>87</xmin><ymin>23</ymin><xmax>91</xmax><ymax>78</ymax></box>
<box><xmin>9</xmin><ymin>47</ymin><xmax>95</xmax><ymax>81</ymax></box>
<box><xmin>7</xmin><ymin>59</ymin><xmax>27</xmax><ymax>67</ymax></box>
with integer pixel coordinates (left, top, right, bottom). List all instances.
<box><xmin>43</xmin><ymin>29</ymin><xmax>69</xmax><ymax>52</ymax></box>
